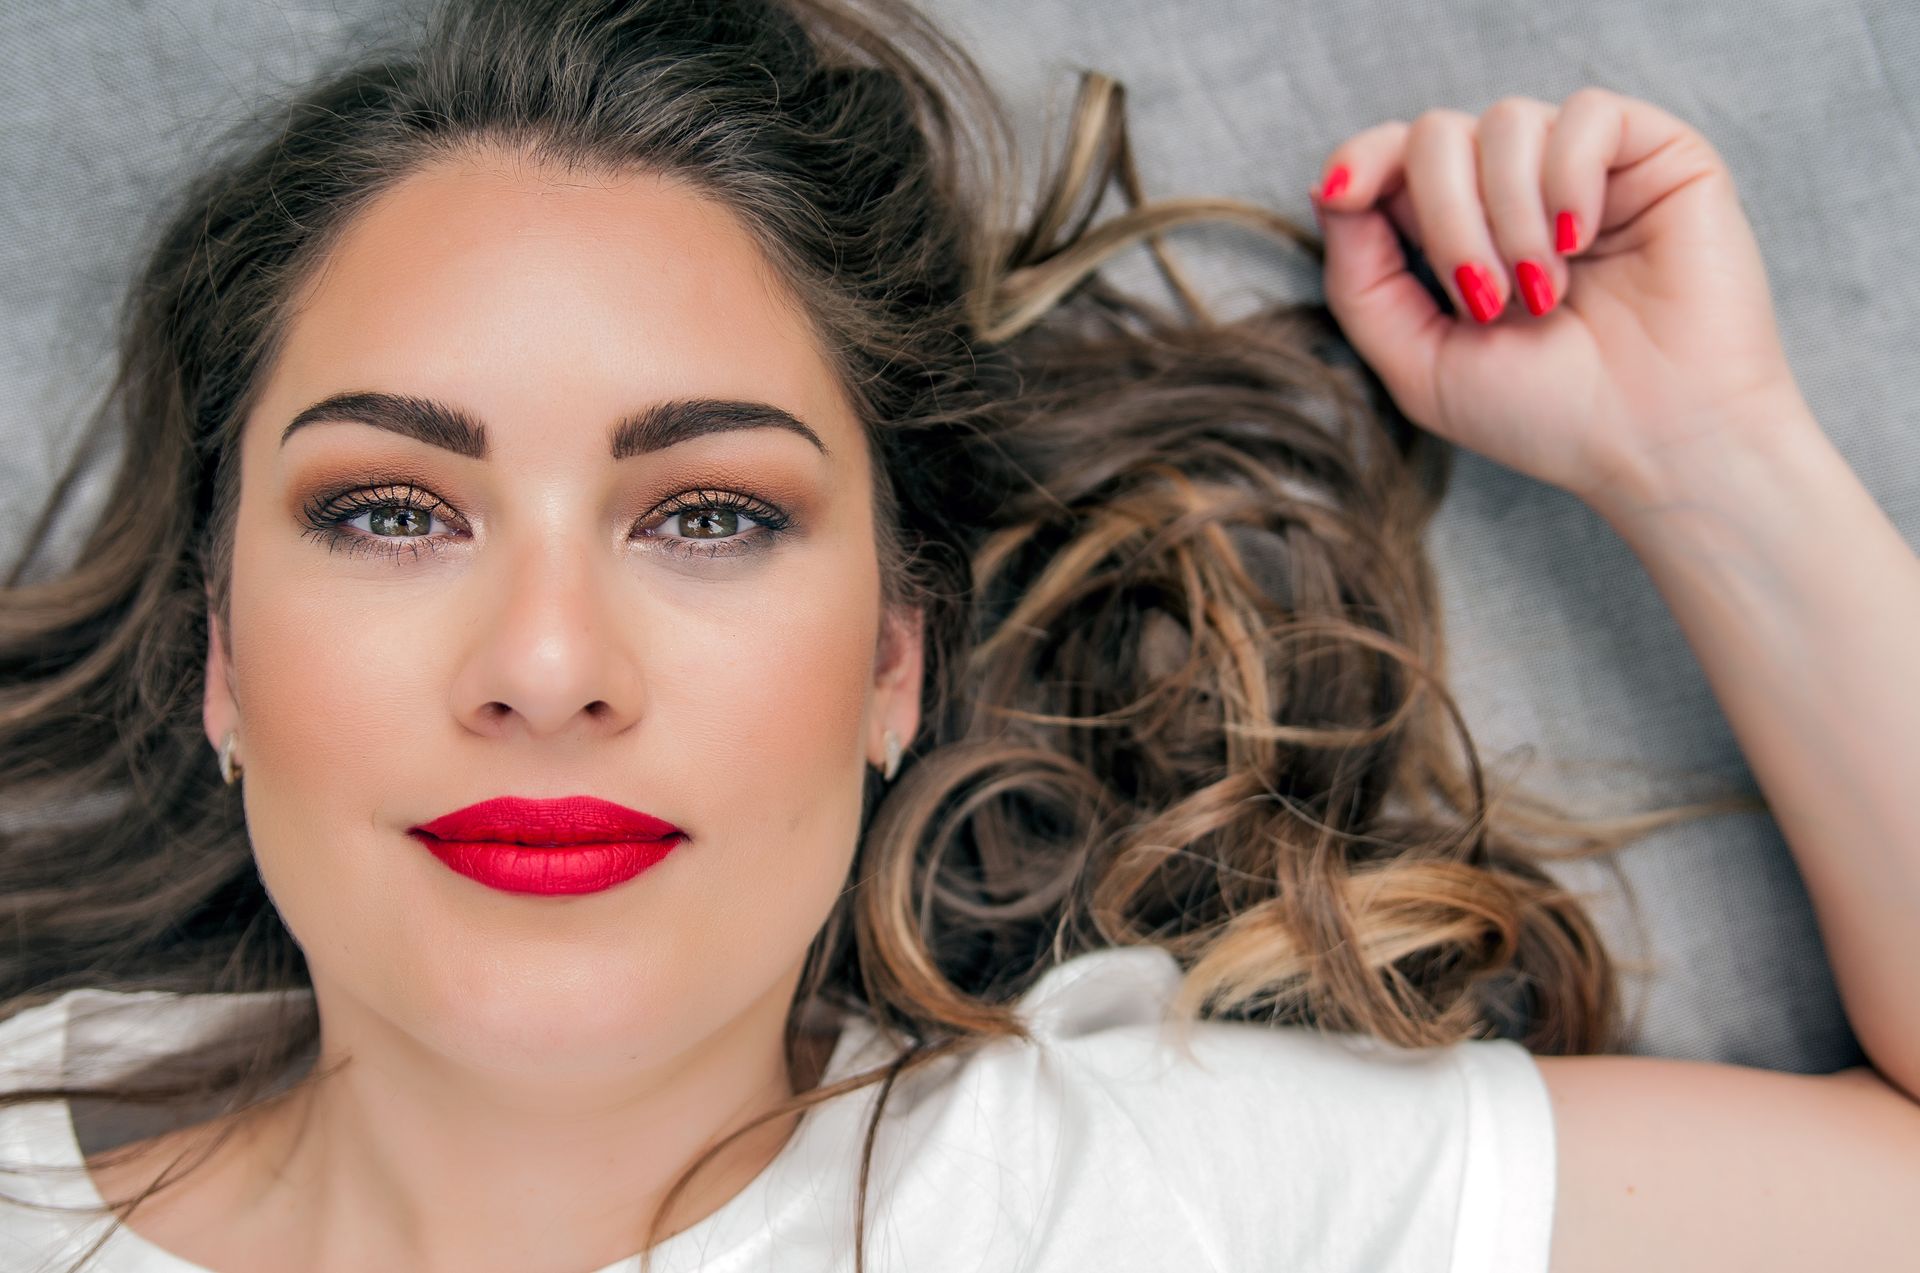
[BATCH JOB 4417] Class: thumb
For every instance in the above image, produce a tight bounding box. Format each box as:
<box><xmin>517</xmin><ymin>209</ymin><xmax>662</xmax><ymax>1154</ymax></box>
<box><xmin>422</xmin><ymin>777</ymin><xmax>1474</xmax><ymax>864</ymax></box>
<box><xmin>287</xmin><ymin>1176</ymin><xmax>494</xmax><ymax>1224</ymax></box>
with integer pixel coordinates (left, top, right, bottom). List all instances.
<box><xmin>1316</xmin><ymin>201</ymin><xmax>1445</xmax><ymax>426</ymax></box>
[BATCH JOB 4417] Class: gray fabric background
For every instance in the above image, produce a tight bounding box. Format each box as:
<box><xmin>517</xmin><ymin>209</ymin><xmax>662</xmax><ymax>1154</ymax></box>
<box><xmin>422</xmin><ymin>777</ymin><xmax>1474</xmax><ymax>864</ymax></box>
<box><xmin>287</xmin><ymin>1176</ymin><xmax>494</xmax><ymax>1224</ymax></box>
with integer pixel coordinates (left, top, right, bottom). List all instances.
<box><xmin>3</xmin><ymin>0</ymin><xmax>1913</xmax><ymax>1074</ymax></box>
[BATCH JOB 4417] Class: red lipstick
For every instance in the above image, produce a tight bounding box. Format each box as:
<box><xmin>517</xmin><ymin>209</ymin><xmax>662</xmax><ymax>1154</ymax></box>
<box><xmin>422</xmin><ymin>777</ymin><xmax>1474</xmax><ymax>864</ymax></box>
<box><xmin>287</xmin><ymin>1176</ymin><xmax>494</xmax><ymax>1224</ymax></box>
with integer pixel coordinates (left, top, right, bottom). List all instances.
<box><xmin>407</xmin><ymin>795</ymin><xmax>686</xmax><ymax>896</ymax></box>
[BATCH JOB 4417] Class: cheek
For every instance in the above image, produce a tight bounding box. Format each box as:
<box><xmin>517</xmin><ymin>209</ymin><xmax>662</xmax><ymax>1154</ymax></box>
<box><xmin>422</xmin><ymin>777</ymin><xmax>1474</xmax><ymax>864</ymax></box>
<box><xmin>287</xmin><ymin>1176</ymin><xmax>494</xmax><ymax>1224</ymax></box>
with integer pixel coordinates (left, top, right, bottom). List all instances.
<box><xmin>640</xmin><ymin>548</ymin><xmax>882</xmax><ymax>976</ymax></box>
<box><xmin>227</xmin><ymin>564</ymin><xmax>435</xmax><ymax>814</ymax></box>
<box><xmin>222</xmin><ymin>557</ymin><xmax>447</xmax><ymax>981</ymax></box>
<box><xmin>671</xmin><ymin>552</ymin><xmax>879</xmax><ymax>852</ymax></box>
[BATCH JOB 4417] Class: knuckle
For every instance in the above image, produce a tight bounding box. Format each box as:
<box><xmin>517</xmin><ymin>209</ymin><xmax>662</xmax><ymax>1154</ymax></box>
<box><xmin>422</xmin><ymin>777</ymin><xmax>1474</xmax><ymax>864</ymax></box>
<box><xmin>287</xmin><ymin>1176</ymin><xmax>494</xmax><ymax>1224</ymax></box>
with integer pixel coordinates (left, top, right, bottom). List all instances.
<box><xmin>1409</xmin><ymin>106</ymin><xmax>1470</xmax><ymax>138</ymax></box>
<box><xmin>1483</xmin><ymin>95</ymin><xmax>1537</xmax><ymax>124</ymax></box>
<box><xmin>1669</xmin><ymin>128</ymin><xmax>1727</xmax><ymax>169</ymax></box>
<box><xmin>1563</xmin><ymin>84</ymin><xmax>1616</xmax><ymax>114</ymax></box>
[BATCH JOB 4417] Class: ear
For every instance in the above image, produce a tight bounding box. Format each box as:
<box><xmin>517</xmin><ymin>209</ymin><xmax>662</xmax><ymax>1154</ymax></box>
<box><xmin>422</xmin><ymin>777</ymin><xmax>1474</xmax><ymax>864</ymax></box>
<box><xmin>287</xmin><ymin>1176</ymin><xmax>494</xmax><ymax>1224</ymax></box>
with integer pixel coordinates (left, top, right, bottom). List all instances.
<box><xmin>203</xmin><ymin>585</ymin><xmax>239</xmax><ymax>756</ymax></box>
<box><xmin>870</xmin><ymin>602</ymin><xmax>925</xmax><ymax>761</ymax></box>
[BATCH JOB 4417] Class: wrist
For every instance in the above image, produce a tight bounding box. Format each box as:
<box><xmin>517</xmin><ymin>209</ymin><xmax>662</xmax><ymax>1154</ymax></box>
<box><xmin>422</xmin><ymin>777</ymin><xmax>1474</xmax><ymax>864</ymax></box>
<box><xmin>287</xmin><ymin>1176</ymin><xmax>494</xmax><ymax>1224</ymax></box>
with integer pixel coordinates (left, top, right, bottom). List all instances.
<box><xmin>1579</xmin><ymin>388</ymin><xmax>1825</xmax><ymax>531</ymax></box>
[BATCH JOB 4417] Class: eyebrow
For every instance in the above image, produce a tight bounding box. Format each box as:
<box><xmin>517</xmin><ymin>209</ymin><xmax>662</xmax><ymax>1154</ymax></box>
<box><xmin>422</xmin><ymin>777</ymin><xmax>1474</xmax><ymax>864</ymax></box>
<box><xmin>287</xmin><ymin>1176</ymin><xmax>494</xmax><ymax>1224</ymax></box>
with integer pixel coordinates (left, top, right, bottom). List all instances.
<box><xmin>278</xmin><ymin>391</ymin><xmax>831</xmax><ymax>461</ymax></box>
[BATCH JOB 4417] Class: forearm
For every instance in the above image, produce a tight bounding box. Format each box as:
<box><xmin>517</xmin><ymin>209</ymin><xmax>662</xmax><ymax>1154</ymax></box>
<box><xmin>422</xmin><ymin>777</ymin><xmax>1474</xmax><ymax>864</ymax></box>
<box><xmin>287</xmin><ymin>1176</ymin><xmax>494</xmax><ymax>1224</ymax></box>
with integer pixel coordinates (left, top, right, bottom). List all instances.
<box><xmin>1587</xmin><ymin>401</ymin><xmax>1920</xmax><ymax>1100</ymax></box>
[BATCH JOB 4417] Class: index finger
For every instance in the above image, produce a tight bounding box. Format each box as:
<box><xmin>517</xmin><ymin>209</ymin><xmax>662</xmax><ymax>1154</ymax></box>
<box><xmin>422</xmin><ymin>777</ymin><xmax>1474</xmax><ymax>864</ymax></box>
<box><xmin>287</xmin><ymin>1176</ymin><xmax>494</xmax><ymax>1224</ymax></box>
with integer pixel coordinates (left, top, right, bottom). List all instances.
<box><xmin>1312</xmin><ymin>119</ymin><xmax>1413</xmax><ymax>210</ymax></box>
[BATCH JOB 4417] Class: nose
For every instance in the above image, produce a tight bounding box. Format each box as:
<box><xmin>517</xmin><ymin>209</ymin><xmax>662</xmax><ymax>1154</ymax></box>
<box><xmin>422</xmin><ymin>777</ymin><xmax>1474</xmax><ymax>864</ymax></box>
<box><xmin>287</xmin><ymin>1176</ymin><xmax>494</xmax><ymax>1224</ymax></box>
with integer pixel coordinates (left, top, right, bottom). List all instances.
<box><xmin>446</xmin><ymin>532</ymin><xmax>644</xmax><ymax>740</ymax></box>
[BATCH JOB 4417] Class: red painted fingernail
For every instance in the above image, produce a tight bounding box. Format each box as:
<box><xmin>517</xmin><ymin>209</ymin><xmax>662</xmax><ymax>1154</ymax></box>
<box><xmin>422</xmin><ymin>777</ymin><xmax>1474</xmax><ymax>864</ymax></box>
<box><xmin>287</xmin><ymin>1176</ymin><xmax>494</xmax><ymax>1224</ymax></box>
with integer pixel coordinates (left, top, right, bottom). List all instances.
<box><xmin>1454</xmin><ymin>262</ymin><xmax>1504</xmax><ymax>323</ymax></box>
<box><xmin>1555</xmin><ymin>211</ymin><xmax>1579</xmax><ymax>254</ymax></box>
<box><xmin>1316</xmin><ymin>165</ymin><xmax>1351</xmax><ymax>202</ymax></box>
<box><xmin>1516</xmin><ymin>260</ymin><xmax>1555</xmax><ymax>315</ymax></box>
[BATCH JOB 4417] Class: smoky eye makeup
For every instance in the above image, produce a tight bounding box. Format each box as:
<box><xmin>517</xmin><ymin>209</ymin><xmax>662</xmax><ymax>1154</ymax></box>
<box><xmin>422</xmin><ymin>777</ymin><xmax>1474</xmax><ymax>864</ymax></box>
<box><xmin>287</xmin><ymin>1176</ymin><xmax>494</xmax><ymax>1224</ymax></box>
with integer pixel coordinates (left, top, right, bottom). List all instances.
<box><xmin>289</xmin><ymin>464</ymin><xmax>807</xmax><ymax>564</ymax></box>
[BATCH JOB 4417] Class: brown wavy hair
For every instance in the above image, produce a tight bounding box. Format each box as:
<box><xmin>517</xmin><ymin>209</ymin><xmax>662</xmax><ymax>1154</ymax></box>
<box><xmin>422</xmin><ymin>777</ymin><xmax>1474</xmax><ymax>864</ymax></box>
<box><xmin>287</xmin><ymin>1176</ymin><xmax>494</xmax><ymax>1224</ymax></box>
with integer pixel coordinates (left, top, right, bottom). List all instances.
<box><xmin>0</xmin><ymin>0</ymin><xmax>1765</xmax><ymax>1267</ymax></box>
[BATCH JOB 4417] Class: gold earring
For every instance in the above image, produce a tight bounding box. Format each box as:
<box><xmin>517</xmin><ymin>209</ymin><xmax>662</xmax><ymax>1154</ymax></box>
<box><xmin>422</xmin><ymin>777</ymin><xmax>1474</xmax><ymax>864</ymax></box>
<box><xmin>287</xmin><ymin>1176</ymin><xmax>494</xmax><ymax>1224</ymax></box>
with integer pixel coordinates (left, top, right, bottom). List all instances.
<box><xmin>219</xmin><ymin>731</ymin><xmax>243</xmax><ymax>785</ymax></box>
<box><xmin>882</xmin><ymin>729</ymin><xmax>902</xmax><ymax>782</ymax></box>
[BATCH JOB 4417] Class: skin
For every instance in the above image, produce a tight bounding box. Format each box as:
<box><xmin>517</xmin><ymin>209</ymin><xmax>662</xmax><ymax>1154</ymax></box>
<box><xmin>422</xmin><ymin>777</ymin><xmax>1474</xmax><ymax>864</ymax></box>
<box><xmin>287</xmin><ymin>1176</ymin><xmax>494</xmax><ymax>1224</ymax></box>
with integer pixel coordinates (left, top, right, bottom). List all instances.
<box><xmin>89</xmin><ymin>150</ymin><xmax>924</xmax><ymax>1273</ymax></box>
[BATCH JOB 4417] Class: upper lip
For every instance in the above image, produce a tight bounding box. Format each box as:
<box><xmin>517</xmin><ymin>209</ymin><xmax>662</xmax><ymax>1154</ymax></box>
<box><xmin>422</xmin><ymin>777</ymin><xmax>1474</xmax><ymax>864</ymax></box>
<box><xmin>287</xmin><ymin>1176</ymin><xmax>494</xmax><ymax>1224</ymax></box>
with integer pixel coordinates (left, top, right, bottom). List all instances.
<box><xmin>409</xmin><ymin>796</ymin><xmax>686</xmax><ymax>845</ymax></box>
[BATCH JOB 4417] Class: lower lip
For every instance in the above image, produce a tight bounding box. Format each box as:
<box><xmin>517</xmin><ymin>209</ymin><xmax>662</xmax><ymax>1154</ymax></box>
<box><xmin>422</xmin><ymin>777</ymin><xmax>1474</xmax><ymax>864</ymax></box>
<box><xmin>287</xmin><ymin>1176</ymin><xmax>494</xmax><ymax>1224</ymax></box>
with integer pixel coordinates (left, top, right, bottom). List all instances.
<box><xmin>410</xmin><ymin>835</ymin><xmax>683</xmax><ymax>896</ymax></box>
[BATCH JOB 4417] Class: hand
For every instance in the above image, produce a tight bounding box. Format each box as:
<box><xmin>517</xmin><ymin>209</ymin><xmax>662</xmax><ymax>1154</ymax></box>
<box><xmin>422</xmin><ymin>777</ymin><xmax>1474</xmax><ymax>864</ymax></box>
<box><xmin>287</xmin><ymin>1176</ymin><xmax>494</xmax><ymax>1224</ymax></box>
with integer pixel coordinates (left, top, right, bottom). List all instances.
<box><xmin>1310</xmin><ymin>86</ymin><xmax>1812</xmax><ymax>514</ymax></box>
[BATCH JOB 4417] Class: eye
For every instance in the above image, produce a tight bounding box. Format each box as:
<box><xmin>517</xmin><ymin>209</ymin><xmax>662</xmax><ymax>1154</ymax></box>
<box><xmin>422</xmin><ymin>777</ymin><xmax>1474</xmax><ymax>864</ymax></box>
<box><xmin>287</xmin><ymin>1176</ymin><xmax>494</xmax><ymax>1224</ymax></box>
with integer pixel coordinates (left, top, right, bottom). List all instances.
<box><xmin>298</xmin><ymin>482</ymin><xmax>462</xmax><ymax>562</ymax></box>
<box><xmin>298</xmin><ymin>480</ymin><xmax>794</xmax><ymax>562</ymax></box>
<box><xmin>640</xmin><ymin>487</ymin><xmax>793</xmax><ymax>560</ymax></box>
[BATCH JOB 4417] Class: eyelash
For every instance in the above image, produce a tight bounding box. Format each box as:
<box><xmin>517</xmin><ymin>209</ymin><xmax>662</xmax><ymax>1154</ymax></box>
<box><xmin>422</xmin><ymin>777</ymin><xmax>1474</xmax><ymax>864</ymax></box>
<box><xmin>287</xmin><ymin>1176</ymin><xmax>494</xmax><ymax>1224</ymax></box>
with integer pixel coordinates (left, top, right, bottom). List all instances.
<box><xmin>297</xmin><ymin>480</ymin><xmax>794</xmax><ymax>563</ymax></box>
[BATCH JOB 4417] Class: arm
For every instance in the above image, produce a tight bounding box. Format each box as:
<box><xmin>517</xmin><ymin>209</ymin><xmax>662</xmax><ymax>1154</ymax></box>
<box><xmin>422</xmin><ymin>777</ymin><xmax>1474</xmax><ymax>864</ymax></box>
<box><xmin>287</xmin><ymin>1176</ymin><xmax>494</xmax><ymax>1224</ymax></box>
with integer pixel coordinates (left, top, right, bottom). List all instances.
<box><xmin>1532</xmin><ymin>1052</ymin><xmax>1920</xmax><ymax>1273</ymax></box>
<box><xmin>1582</xmin><ymin>392</ymin><xmax>1920</xmax><ymax>1106</ymax></box>
<box><xmin>1310</xmin><ymin>86</ymin><xmax>1920</xmax><ymax>1271</ymax></box>
<box><xmin>1312</xmin><ymin>90</ymin><xmax>1920</xmax><ymax>1084</ymax></box>
<box><xmin>1537</xmin><ymin>409</ymin><xmax>1920</xmax><ymax>1272</ymax></box>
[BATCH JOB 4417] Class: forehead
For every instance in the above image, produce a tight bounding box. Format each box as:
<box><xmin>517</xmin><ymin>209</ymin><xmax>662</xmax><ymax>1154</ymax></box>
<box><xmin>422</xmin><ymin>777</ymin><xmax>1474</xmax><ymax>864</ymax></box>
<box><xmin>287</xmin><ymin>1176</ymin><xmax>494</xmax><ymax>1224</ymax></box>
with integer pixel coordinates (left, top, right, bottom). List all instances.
<box><xmin>257</xmin><ymin>151</ymin><xmax>857</xmax><ymax>454</ymax></box>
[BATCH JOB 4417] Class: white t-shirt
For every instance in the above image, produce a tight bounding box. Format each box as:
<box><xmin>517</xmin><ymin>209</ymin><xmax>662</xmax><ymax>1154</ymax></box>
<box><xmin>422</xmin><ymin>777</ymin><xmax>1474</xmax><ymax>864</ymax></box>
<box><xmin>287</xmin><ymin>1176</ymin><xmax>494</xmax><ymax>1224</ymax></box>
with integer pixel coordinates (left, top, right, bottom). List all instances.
<box><xmin>0</xmin><ymin>945</ymin><xmax>1556</xmax><ymax>1272</ymax></box>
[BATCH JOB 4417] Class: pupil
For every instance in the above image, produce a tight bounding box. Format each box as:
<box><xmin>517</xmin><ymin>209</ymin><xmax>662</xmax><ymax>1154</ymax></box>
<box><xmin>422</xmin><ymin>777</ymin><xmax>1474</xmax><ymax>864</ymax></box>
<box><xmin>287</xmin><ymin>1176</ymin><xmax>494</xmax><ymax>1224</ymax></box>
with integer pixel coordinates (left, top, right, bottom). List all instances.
<box><xmin>370</xmin><ymin>507</ymin><xmax>426</xmax><ymax>536</ymax></box>
<box><xmin>687</xmin><ymin>509</ymin><xmax>737</xmax><ymax>538</ymax></box>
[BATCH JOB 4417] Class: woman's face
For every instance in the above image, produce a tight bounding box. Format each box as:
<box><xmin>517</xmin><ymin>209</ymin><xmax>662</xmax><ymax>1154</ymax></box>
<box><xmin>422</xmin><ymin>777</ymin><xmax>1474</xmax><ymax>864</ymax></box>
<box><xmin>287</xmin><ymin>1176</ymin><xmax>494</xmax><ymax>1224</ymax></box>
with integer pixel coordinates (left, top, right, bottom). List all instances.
<box><xmin>203</xmin><ymin>153</ymin><xmax>922</xmax><ymax>1080</ymax></box>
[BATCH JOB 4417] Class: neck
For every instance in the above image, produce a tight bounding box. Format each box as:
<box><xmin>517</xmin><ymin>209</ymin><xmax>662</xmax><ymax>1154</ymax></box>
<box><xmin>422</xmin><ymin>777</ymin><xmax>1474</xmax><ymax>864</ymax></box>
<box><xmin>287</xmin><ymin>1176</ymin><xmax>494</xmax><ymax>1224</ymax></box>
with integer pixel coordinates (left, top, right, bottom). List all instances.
<box><xmin>208</xmin><ymin>964</ymin><xmax>838</xmax><ymax>1272</ymax></box>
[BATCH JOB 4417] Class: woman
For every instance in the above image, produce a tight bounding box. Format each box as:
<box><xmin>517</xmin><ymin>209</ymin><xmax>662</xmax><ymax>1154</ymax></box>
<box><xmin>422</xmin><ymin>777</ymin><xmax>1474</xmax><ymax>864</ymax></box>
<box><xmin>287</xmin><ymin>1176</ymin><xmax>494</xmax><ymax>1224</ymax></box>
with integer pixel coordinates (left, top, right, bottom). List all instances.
<box><xmin>0</xmin><ymin>0</ymin><xmax>1913</xmax><ymax>1269</ymax></box>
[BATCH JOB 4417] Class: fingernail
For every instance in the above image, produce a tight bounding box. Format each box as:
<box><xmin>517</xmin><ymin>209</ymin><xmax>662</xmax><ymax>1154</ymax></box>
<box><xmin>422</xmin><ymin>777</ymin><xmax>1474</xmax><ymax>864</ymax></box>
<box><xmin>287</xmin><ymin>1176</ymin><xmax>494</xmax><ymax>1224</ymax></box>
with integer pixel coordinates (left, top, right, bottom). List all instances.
<box><xmin>1516</xmin><ymin>260</ymin><xmax>1555</xmax><ymax>315</ymax></box>
<box><xmin>1316</xmin><ymin>164</ymin><xmax>1351</xmax><ymax>203</ymax></box>
<box><xmin>1555</xmin><ymin>211</ymin><xmax>1580</xmax><ymax>254</ymax></box>
<box><xmin>1454</xmin><ymin>262</ymin><xmax>1504</xmax><ymax>323</ymax></box>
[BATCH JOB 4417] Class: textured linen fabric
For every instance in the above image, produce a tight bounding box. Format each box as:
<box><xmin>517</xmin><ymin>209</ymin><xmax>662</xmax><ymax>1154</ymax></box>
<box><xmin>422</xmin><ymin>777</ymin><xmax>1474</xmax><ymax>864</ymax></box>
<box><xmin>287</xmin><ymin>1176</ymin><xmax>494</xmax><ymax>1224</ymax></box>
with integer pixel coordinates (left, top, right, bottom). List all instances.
<box><xmin>0</xmin><ymin>945</ymin><xmax>1555</xmax><ymax>1272</ymax></box>
<box><xmin>3</xmin><ymin>0</ymin><xmax>1911</xmax><ymax>1077</ymax></box>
